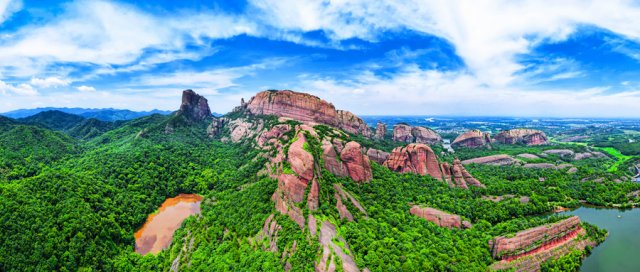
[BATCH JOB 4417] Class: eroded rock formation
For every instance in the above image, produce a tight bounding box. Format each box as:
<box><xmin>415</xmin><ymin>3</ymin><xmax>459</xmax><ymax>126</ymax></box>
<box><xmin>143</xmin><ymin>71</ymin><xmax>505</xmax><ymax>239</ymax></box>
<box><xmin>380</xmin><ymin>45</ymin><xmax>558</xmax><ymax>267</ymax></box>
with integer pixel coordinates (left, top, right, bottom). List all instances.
<box><xmin>340</xmin><ymin>142</ymin><xmax>373</xmax><ymax>183</ymax></box>
<box><xmin>392</xmin><ymin>124</ymin><xmax>442</xmax><ymax>145</ymax></box>
<box><xmin>240</xmin><ymin>90</ymin><xmax>372</xmax><ymax>137</ymax></box>
<box><xmin>176</xmin><ymin>89</ymin><xmax>211</xmax><ymax>121</ymax></box>
<box><xmin>383</xmin><ymin>144</ymin><xmax>442</xmax><ymax>179</ymax></box>
<box><xmin>410</xmin><ymin>206</ymin><xmax>471</xmax><ymax>229</ymax></box>
<box><xmin>411</xmin><ymin>126</ymin><xmax>442</xmax><ymax>145</ymax></box>
<box><xmin>366</xmin><ymin>148</ymin><xmax>390</xmax><ymax>165</ymax></box>
<box><xmin>375</xmin><ymin>122</ymin><xmax>386</xmax><ymax>140</ymax></box>
<box><xmin>452</xmin><ymin>130</ymin><xmax>492</xmax><ymax>148</ymax></box>
<box><xmin>488</xmin><ymin>216</ymin><xmax>582</xmax><ymax>260</ymax></box>
<box><xmin>392</xmin><ymin>124</ymin><xmax>414</xmax><ymax>142</ymax></box>
<box><xmin>494</xmin><ymin>129</ymin><xmax>548</xmax><ymax>145</ymax></box>
<box><xmin>441</xmin><ymin>159</ymin><xmax>485</xmax><ymax>188</ymax></box>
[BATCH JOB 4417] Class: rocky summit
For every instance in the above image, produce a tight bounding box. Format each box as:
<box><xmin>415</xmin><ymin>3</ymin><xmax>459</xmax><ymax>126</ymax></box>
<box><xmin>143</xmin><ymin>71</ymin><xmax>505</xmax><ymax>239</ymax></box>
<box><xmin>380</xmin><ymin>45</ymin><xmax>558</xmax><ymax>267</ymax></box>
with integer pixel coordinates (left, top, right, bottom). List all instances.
<box><xmin>494</xmin><ymin>129</ymin><xmax>548</xmax><ymax>145</ymax></box>
<box><xmin>176</xmin><ymin>89</ymin><xmax>211</xmax><ymax>121</ymax></box>
<box><xmin>392</xmin><ymin>124</ymin><xmax>441</xmax><ymax>145</ymax></box>
<box><xmin>239</xmin><ymin>90</ymin><xmax>372</xmax><ymax>137</ymax></box>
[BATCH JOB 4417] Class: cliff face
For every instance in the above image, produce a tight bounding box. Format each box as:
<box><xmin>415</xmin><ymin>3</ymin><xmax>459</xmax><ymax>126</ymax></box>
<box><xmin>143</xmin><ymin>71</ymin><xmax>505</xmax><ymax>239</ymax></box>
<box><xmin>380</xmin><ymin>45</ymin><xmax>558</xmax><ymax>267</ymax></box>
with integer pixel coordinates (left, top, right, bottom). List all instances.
<box><xmin>177</xmin><ymin>89</ymin><xmax>211</xmax><ymax>121</ymax></box>
<box><xmin>489</xmin><ymin>216</ymin><xmax>582</xmax><ymax>260</ymax></box>
<box><xmin>440</xmin><ymin>159</ymin><xmax>485</xmax><ymax>189</ymax></box>
<box><xmin>494</xmin><ymin>129</ymin><xmax>548</xmax><ymax>145</ymax></box>
<box><xmin>452</xmin><ymin>130</ymin><xmax>492</xmax><ymax>148</ymax></box>
<box><xmin>242</xmin><ymin>90</ymin><xmax>372</xmax><ymax>137</ymax></box>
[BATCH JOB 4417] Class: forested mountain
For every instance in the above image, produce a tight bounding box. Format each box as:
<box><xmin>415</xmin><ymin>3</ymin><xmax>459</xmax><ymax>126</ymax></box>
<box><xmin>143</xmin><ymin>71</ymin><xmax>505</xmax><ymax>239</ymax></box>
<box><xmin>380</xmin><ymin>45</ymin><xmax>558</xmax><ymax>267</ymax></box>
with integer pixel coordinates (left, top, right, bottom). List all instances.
<box><xmin>2</xmin><ymin>107</ymin><xmax>172</xmax><ymax>121</ymax></box>
<box><xmin>0</xmin><ymin>90</ymin><xmax>636</xmax><ymax>271</ymax></box>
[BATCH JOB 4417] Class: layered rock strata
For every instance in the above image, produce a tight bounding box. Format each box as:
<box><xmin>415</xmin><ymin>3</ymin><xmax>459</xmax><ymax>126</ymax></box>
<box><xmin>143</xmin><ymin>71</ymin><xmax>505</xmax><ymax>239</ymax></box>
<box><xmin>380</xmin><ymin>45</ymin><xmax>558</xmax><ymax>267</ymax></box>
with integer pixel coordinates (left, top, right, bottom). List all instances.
<box><xmin>240</xmin><ymin>90</ymin><xmax>372</xmax><ymax>137</ymax></box>
<box><xmin>488</xmin><ymin>216</ymin><xmax>582</xmax><ymax>260</ymax></box>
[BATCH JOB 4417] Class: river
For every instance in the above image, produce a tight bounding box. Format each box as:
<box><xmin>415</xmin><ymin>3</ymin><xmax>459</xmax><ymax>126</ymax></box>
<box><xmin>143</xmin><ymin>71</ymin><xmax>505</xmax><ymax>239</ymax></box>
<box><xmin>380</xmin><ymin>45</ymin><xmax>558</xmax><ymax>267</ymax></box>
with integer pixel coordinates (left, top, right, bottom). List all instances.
<box><xmin>559</xmin><ymin>207</ymin><xmax>640</xmax><ymax>271</ymax></box>
<box><xmin>134</xmin><ymin>194</ymin><xmax>203</xmax><ymax>255</ymax></box>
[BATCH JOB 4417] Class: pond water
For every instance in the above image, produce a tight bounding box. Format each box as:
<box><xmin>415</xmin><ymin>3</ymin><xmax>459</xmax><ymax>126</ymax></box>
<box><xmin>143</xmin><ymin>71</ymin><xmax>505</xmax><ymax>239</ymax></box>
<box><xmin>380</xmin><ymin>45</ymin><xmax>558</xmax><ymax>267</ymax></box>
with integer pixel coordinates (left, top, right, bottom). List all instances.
<box><xmin>134</xmin><ymin>194</ymin><xmax>203</xmax><ymax>255</ymax></box>
<box><xmin>559</xmin><ymin>207</ymin><xmax>640</xmax><ymax>271</ymax></box>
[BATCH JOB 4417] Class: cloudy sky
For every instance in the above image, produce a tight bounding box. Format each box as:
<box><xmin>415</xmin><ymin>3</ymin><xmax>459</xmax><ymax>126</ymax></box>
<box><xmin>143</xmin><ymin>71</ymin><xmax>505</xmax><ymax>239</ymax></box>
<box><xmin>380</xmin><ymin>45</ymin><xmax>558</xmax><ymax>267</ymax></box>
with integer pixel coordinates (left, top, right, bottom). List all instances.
<box><xmin>1</xmin><ymin>0</ymin><xmax>640</xmax><ymax>117</ymax></box>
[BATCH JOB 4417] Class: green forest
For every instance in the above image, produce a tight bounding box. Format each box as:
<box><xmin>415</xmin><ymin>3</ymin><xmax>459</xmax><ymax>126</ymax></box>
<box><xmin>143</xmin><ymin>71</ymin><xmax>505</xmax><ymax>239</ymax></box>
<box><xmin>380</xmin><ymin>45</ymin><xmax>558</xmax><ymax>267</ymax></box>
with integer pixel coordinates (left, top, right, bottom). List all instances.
<box><xmin>0</xmin><ymin>111</ymin><xmax>635</xmax><ymax>271</ymax></box>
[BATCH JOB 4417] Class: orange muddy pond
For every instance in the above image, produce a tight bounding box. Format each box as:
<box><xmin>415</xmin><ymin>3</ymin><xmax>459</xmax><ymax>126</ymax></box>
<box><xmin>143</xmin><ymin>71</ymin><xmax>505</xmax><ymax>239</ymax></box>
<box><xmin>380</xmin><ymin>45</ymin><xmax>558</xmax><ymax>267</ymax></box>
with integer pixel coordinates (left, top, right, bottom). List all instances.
<box><xmin>134</xmin><ymin>194</ymin><xmax>203</xmax><ymax>255</ymax></box>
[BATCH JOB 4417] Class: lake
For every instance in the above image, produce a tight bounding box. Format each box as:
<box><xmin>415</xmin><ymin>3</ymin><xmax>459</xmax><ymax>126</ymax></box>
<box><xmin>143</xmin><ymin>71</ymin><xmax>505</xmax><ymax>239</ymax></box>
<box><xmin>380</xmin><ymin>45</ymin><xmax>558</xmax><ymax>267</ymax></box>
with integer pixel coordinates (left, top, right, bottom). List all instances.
<box><xmin>560</xmin><ymin>207</ymin><xmax>640</xmax><ymax>271</ymax></box>
<box><xmin>134</xmin><ymin>194</ymin><xmax>203</xmax><ymax>255</ymax></box>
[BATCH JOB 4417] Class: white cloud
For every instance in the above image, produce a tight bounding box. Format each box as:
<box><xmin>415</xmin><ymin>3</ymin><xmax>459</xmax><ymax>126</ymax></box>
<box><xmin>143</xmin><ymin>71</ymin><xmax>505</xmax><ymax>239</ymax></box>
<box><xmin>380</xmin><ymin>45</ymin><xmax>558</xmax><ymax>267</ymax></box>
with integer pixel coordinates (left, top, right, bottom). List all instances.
<box><xmin>0</xmin><ymin>80</ymin><xmax>37</xmax><ymax>96</ymax></box>
<box><xmin>297</xmin><ymin>68</ymin><xmax>640</xmax><ymax>118</ymax></box>
<box><xmin>248</xmin><ymin>0</ymin><xmax>640</xmax><ymax>87</ymax></box>
<box><xmin>0</xmin><ymin>0</ymin><xmax>22</xmax><ymax>25</ymax></box>
<box><xmin>76</xmin><ymin>85</ymin><xmax>96</xmax><ymax>92</ymax></box>
<box><xmin>30</xmin><ymin>76</ymin><xmax>71</xmax><ymax>88</ymax></box>
<box><xmin>0</xmin><ymin>0</ymin><xmax>257</xmax><ymax>78</ymax></box>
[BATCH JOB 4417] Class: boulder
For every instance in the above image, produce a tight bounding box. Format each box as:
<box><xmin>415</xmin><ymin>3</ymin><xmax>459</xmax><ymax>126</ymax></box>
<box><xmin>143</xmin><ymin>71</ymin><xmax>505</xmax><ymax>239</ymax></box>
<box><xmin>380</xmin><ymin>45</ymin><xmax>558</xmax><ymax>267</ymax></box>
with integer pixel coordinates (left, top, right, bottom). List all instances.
<box><xmin>375</xmin><ymin>122</ymin><xmax>387</xmax><ymax>140</ymax></box>
<box><xmin>452</xmin><ymin>130</ymin><xmax>492</xmax><ymax>148</ymax></box>
<box><xmin>392</xmin><ymin>124</ymin><xmax>414</xmax><ymax>142</ymax></box>
<box><xmin>494</xmin><ymin>129</ymin><xmax>548</xmax><ymax>145</ymax></box>
<box><xmin>241</xmin><ymin>90</ymin><xmax>372</xmax><ymax>137</ymax></box>
<box><xmin>366</xmin><ymin>148</ymin><xmax>390</xmax><ymax>165</ymax></box>
<box><xmin>542</xmin><ymin>149</ymin><xmax>575</xmax><ymax>157</ymax></box>
<box><xmin>516</xmin><ymin>153</ymin><xmax>540</xmax><ymax>159</ymax></box>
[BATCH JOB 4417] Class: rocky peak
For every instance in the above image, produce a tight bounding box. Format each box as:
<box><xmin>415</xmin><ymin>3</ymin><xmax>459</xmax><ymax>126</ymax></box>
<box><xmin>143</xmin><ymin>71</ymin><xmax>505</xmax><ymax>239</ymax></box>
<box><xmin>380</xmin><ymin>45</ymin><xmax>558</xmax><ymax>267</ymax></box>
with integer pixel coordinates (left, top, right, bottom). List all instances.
<box><xmin>383</xmin><ymin>143</ymin><xmax>442</xmax><ymax>179</ymax></box>
<box><xmin>176</xmin><ymin>89</ymin><xmax>211</xmax><ymax>121</ymax></box>
<box><xmin>494</xmin><ymin>128</ymin><xmax>548</xmax><ymax>145</ymax></box>
<box><xmin>240</xmin><ymin>90</ymin><xmax>372</xmax><ymax>137</ymax></box>
<box><xmin>392</xmin><ymin>124</ymin><xmax>414</xmax><ymax>142</ymax></box>
<box><xmin>392</xmin><ymin>124</ymin><xmax>441</xmax><ymax>145</ymax></box>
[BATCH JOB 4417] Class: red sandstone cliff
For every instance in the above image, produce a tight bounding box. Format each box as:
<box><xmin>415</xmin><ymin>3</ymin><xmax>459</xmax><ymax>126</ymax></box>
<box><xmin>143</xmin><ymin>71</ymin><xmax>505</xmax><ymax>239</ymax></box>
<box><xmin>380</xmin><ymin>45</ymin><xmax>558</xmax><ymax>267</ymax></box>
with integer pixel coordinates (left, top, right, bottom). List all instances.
<box><xmin>241</xmin><ymin>90</ymin><xmax>372</xmax><ymax>137</ymax></box>
<box><xmin>375</xmin><ymin>122</ymin><xmax>387</xmax><ymax>140</ymax></box>
<box><xmin>494</xmin><ymin>129</ymin><xmax>548</xmax><ymax>145</ymax></box>
<box><xmin>489</xmin><ymin>216</ymin><xmax>582</xmax><ymax>259</ymax></box>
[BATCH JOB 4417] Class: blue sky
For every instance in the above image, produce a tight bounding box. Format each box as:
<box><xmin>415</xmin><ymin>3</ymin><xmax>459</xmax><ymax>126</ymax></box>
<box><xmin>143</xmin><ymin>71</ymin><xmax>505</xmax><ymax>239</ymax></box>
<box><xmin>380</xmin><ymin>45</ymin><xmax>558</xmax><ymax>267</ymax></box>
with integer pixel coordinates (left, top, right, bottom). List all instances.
<box><xmin>1</xmin><ymin>0</ymin><xmax>640</xmax><ymax>117</ymax></box>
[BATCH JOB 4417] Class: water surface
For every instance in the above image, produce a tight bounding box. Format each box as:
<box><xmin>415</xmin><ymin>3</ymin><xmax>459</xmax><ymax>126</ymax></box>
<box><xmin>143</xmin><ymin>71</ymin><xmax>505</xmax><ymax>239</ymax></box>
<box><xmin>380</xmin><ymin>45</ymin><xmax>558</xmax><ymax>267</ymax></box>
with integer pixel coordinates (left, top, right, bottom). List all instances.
<box><xmin>135</xmin><ymin>194</ymin><xmax>203</xmax><ymax>255</ymax></box>
<box><xmin>560</xmin><ymin>207</ymin><xmax>640</xmax><ymax>272</ymax></box>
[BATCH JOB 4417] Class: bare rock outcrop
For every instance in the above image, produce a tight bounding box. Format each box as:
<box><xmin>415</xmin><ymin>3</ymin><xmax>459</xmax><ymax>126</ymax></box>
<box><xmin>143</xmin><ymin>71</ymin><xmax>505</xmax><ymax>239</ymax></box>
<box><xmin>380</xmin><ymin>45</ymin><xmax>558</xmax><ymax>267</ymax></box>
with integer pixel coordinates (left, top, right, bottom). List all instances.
<box><xmin>375</xmin><ymin>122</ymin><xmax>386</xmax><ymax>140</ymax></box>
<box><xmin>383</xmin><ymin>144</ymin><xmax>442</xmax><ymax>179</ymax></box>
<box><xmin>240</xmin><ymin>90</ymin><xmax>372</xmax><ymax>137</ymax></box>
<box><xmin>340</xmin><ymin>142</ymin><xmax>373</xmax><ymax>183</ymax></box>
<box><xmin>317</xmin><ymin>221</ymin><xmax>360</xmax><ymax>272</ymax></box>
<box><xmin>366</xmin><ymin>148</ymin><xmax>390</xmax><ymax>165</ymax></box>
<box><xmin>410</xmin><ymin>206</ymin><xmax>471</xmax><ymax>229</ymax></box>
<box><xmin>452</xmin><ymin>130</ymin><xmax>492</xmax><ymax>148</ymax></box>
<box><xmin>392</xmin><ymin>124</ymin><xmax>442</xmax><ymax>144</ymax></box>
<box><xmin>494</xmin><ymin>129</ymin><xmax>548</xmax><ymax>145</ymax></box>
<box><xmin>392</xmin><ymin>124</ymin><xmax>414</xmax><ymax>142</ymax></box>
<box><xmin>411</xmin><ymin>126</ymin><xmax>442</xmax><ymax>145</ymax></box>
<box><xmin>176</xmin><ymin>89</ymin><xmax>212</xmax><ymax>121</ymax></box>
<box><xmin>542</xmin><ymin>149</ymin><xmax>575</xmax><ymax>157</ymax></box>
<box><xmin>462</xmin><ymin>154</ymin><xmax>518</xmax><ymax>166</ymax></box>
<box><xmin>207</xmin><ymin>117</ymin><xmax>225</xmax><ymax>137</ymax></box>
<box><xmin>489</xmin><ymin>216</ymin><xmax>582</xmax><ymax>260</ymax></box>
